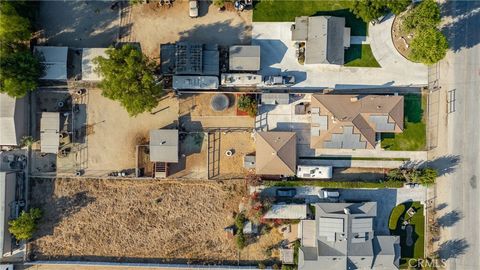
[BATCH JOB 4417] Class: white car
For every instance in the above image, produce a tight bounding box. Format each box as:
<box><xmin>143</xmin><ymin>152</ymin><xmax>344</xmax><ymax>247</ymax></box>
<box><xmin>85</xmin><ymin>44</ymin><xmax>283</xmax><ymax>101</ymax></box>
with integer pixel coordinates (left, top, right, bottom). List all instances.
<box><xmin>189</xmin><ymin>0</ymin><xmax>198</xmax><ymax>18</ymax></box>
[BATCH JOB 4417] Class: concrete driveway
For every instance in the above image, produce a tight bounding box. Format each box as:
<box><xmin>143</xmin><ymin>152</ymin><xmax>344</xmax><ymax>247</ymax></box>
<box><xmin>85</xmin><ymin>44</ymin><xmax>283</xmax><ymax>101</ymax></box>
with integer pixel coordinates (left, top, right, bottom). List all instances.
<box><xmin>252</xmin><ymin>22</ymin><xmax>428</xmax><ymax>89</ymax></box>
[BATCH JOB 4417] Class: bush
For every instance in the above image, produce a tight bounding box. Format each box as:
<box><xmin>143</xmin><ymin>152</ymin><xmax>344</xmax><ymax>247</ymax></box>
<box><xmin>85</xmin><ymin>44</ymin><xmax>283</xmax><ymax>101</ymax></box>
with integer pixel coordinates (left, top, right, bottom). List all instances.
<box><xmin>235</xmin><ymin>212</ymin><xmax>246</xmax><ymax>230</ymax></box>
<box><xmin>213</xmin><ymin>0</ymin><xmax>225</xmax><ymax>8</ymax></box>
<box><xmin>389</xmin><ymin>204</ymin><xmax>405</xmax><ymax>230</ymax></box>
<box><xmin>238</xmin><ymin>95</ymin><xmax>258</xmax><ymax>117</ymax></box>
<box><xmin>348</xmin><ymin>0</ymin><xmax>388</xmax><ymax>23</ymax></box>
<box><xmin>235</xmin><ymin>231</ymin><xmax>246</xmax><ymax>249</ymax></box>
<box><xmin>403</xmin><ymin>0</ymin><xmax>440</xmax><ymax>31</ymax></box>
<box><xmin>8</xmin><ymin>208</ymin><xmax>42</xmax><ymax>241</ymax></box>
<box><xmin>257</xmin><ymin>262</ymin><xmax>266</xmax><ymax>269</ymax></box>
<box><xmin>281</xmin><ymin>265</ymin><xmax>294</xmax><ymax>270</ymax></box>
<box><xmin>386</xmin><ymin>167</ymin><xmax>438</xmax><ymax>185</ymax></box>
<box><xmin>410</xmin><ymin>27</ymin><xmax>449</xmax><ymax>65</ymax></box>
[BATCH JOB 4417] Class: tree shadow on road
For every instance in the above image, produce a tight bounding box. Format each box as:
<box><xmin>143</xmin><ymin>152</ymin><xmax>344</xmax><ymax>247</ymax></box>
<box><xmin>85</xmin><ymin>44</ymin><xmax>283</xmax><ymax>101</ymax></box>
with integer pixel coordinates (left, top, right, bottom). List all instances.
<box><xmin>401</xmin><ymin>155</ymin><xmax>460</xmax><ymax>177</ymax></box>
<box><xmin>436</xmin><ymin>238</ymin><xmax>469</xmax><ymax>260</ymax></box>
<box><xmin>440</xmin><ymin>1</ymin><xmax>480</xmax><ymax>52</ymax></box>
<box><xmin>437</xmin><ymin>210</ymin><xmax>463</xmax><ymax>228</ymax></box>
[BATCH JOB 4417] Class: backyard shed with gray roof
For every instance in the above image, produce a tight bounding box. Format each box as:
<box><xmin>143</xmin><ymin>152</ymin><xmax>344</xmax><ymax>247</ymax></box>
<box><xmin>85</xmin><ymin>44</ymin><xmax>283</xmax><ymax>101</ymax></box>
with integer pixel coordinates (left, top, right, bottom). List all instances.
<box><xmin>229</xmin><ymin>45</ymin><xmax>260</xmax><ymax>71</ymax></box>
<box><xmin>40</xmin><ymin>112</ymin><xmax>60</xmax><ymax>154</ymax></box>
<box><xmin>291</xmin><ymin>16</ymin><xmax>350</xmax><ymax>65</ymax></box>
<box><xmin>149</xmin><ymin>129</ymin><xmax>179</xmax><ymax>163</ymax></box>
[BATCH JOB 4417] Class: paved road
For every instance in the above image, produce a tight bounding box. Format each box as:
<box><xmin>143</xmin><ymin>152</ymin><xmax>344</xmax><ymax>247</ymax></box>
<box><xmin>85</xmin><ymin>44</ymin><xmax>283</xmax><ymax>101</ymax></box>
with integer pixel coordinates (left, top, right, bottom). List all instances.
<box><xmin>433</xmin><ymin>1</ymin><xmax>480</xmax><ymax>269</ymax></box>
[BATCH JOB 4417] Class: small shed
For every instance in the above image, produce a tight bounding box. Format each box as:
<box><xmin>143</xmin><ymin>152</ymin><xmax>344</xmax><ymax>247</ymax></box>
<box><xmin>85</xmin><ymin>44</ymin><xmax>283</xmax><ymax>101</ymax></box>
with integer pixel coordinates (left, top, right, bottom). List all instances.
<box><xmin>34</xmin><ymin>46</ymin><xmax>68</xmax><ymax>80</ymax></box>
<box><xmin>0</xmin><ymin>172</ymin><xmax>17</xmax><ymax>259</ymax></box>
<box><xmin>264</xmin><ymin>204</ymin><xmax>308</xmax><ymax>220</ymax></box>
<box><xmin>229</xmin><ymin>45</ymin><xmax>260</xmax><ymax>71</ymax></box>
<box><xmin>81</xmin><ymin>48</ymin><xmax>108</xmax><ymax>81</ymax></box>
<box><xmin>40</xmin><ymin>112</ymin><xmax>60</xmax><ymax>154</ymax></box>
<box><xmin>0</xmin><ymin>93</ymin><xmax>26</xmax><ymax>146</ymax></box>
<box><xmin>149</xmin><ymin>129</ymin><xmax>179</xmax><ymax>163</ymax></box>
<box><xmin>261</xmin><ymin>93</ymin><xmax>290</xmax><ymax>105</ymax></box>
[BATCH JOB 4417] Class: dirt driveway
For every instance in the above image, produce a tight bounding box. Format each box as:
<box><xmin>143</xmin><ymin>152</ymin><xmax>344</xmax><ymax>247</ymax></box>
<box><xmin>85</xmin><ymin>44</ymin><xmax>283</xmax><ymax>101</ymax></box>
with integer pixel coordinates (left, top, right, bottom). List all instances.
<box><xmin>130</xmin><ymin>2</ymin><xmax>252</xmax><ymax>58</ymax></box>
<box><xmin>85</xmin><ymin>89</ymin><xmax>178</xmax><ymax>175</ymax></box>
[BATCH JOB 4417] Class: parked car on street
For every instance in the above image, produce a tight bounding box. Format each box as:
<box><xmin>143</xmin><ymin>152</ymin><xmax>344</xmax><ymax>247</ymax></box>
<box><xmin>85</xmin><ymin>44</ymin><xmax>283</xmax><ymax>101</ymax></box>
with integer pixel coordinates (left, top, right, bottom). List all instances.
<box><xmin>189</xmin><ymin>0</ymin><xmax>198</xmax><ymax>18</ymax></box>
<box><xmin>276</xmin><ymin>188</ymin><xmax>297</xmax><ymax>198</ymax></box>
<box><xmin>264</xmin><ymin>75</ymin><xmax>296</xmax><ymax>86</ymax></box>
<box><xmin>321</xmin><ymin>189</ymin><xmax>340</xmax><ymax>201</ymax></box>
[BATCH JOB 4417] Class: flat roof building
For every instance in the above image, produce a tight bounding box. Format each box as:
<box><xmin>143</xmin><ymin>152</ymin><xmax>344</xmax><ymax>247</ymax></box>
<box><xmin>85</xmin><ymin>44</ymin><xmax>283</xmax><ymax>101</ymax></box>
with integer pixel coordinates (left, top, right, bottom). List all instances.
<box><xmin>173</xmin><ymin>76</ymin><xmax>219</xmax><ymax>90</ymax></box>
<box><xmin>34</xmin><ymin>46</ymin><xmax>68</xmax><ymax>80</ymax></box>
<box><xmin>298</xmin><ymin>202</ymin><xmax>400</xmax><ymax>270</ymax></box>
<box><xmin>149</xmin><ymin>129</ymin><xmax>179</xmax><ymax>163</ymax></box>
<box><xmin>161</xmin><ymin>43</ymin><xmax>219</xmax><ymax>76</ymax></box>
<box><xmin>81</xmin><ymin>48</ymin><xmax>108</xmax><ymax>82</ymax></box>
<box><xmin>0</xmin><ymin>94</ymin><xmax>26</xmax><ymax>146</ymax></box>
<box><xmin>291</xmin><ymin>16</ymin><xmax>350</xmax><ymax>65</ymax></box>
<box><xmin>229</xmin><ymin>45</ymin><xmax>260</xmax><ymax>71</ymax></box>
<box><xmin>40</xmin><ymin>112</ymin><xmax>60</xmax><ymax>154</ymax></box>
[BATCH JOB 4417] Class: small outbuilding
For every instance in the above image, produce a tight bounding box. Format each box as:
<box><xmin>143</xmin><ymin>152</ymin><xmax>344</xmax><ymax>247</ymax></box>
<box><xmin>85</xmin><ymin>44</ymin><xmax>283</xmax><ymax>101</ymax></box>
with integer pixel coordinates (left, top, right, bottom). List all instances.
<box><xmin>264</xmin><ymin>204</ymin><xmax>308</xmax><ymax>220</ymax></box>
<box><xmin>40</xmin><ymin>112</ymin><xmax>60</xmax><ymax>154</ymax></box>
<box><xmin>149</xmin><ymin>129</ymin><xmax>179</xmax><ymax>163</ymax></box>
<box><xmin>0</xmin><ymin>94</ymin><xmax>26</xmax><ymax>146</ymax></box>
<box><xmin>229</xmin><ymin>45</ymin><xmax>260</xmax><ymax>71</ymax></box>
<box><xmin>34</xmin><ymin>46</ymin><xmax>68</xmax><ymax>80</ymax></box>
<box><xmin>81</xmin><ymin>48</ymin><xmax>108</xmax><ymax>82</ymax></box>
<box><xmin>172</xmin><ymin>76</ymin><xmax>219</xmax><ymax>90</ymax></box>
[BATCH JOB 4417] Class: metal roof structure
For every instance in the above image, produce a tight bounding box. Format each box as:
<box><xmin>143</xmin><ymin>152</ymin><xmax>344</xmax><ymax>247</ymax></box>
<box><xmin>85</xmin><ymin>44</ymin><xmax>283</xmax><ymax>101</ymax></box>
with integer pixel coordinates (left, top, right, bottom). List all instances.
<box><xmin>255</xmin><ymin>131</ymin><xmax>296</xmax><ymax>176</ymax></box>
<box><xmin>229</xmin><ymin>45</ymin><xmax>260</xmax><ymax>71</ymax></box>
<box><xmin>264</xmin><ymin>204</ymin><xmax>308</xmax><ymax>219</ymax></box>
<box><xmin>0</xmin><ymin>171</ymin><xmax>17</xmax><ymax>258</ymax></box>
<box><xmin>291</xmin><ymin>16</ymin><xmax>350</xmax><ymax>65</ymax></box>
<box><xmin>261</xmin><ymin>93</ymin><xmax>290</xmax><ymax>105</ymax></box>
<box><xmin>81</xmin><ymin>48</ymin><xmax>108</xmax><ymax>81</ymax></box>
<box><xmin>298</xmin><ymin>202</ymin><xmax>400</xmax><ymax>270</ymax></box>
<box><xmin>172</xmin><ymin>76</ymin><xmax>219</xmax><ymax>90</ymax></box>
<box><xmin>167</xmin><ymin>42</ymin><xmax>219</xmax><ymax>76</ymax></box>
<box><xmin>0</xmin><ymin>94</ymin><xmax>24</xmax><ymax>146</ymax></box>
<box><xmin>149</xmin><ymin>129</ymin><xmax>179</xmax><ymax>163</ymax></box>
<box><xmin>34</xmin><ymin>46</ymin><xmax>68</xmax><ymax>80</ymax></box>
<box><xmin>40</xmin><ymin>112</ymin><xmax>60</xmax><ymax>154</ymax></box>
<box><xmin>310</xmin><ymin>94</ymin><xmax>404</xmax><ymax>149</ymax></box>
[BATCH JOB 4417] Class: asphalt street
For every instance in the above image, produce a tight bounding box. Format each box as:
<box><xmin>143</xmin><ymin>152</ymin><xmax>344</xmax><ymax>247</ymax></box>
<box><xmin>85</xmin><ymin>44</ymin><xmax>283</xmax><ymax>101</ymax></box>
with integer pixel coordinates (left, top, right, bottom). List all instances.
<box><xmin>434</xmin><ymin>1</ymin><xmax>480</xmax><ymax>269</ymax></box>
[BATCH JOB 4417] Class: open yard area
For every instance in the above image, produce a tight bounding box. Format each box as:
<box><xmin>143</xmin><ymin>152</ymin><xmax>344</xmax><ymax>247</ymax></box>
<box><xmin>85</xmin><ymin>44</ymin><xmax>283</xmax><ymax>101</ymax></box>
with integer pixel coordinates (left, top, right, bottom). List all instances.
<box><xmin>130</xmin><ymin>2</ymin><xmax>252</xmax><ymax>58</ymax></box>
<box><xmin>344</xmin><ymin>44</ymin><xmax>381</xmax><ymax>67</ymax></box>
<box><xmin>389</xmin><ymin>201</ymin><xmax>425</xmax><ymax>267</ymax></box>
<box><xmin>381</xmin><ymin>94</ymin><xmax>427</xmax><ymax>151</ymax></box>
<box><xmin>85</xmin><ymin>89</ymin><xmax>178</xmax><ymax>176</ymax></box>
<box><xmin>29</xmin><ymin>178</ymin><xmax>282</xmax><ymax>264</ymax></box>
<box><xmin>252</xmin><ymin>0</ymin><xmax>367</xmax><ymax>36</ymax></box>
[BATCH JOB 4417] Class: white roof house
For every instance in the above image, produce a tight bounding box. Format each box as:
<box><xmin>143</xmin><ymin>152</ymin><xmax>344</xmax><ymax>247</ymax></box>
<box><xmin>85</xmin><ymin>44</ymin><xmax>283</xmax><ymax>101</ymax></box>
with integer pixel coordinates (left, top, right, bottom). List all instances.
<box><xmin>34</xmin><ymin>46</ymin><xmax>68</xmax><ymax>81</ymax></box>
<box><xmin>40</xmin><ymin>112</ymin><xmax>60</xmax><ymax>154</ymax></box>
<box><xmin>149</xmin><ymin>129</ymin><xmax>179</xmax><ymax>163</ymax></box>
<box><xmin>0</xmin><ymin>94</ymin><xmax>26</xmax><ymax>146</ymax></box>
<box><xmin>81</xmin><ymin>48</ymin><xmax>108</xmax><ymax>82</ymax></box>
<box><xmin>264</xmin><ymin>204</ymin><xmax>308</xmax><ymax>219</ymax></box>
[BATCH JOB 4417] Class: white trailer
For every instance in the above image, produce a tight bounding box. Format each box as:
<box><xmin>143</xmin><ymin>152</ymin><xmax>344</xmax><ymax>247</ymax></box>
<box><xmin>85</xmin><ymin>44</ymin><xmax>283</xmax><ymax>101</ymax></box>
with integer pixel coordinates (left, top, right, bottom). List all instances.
<box><xmin>296</xmin><ymin>165</ymin><xmax>333</xmax><ymax>179</ymax></box>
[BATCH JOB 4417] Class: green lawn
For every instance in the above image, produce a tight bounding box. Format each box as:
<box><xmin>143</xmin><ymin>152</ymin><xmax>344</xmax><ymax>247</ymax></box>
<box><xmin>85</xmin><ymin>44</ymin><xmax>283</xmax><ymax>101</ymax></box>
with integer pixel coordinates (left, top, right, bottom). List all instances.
<box><xmin>252</xmin><ymin>0</ymin><xmax>368</xmax><ymax>36</ymax></box>
<box><xmin>389</xmin><ymin>201</ymin><xmax>425</xmax><ymax>268</ymax></box>
<box><xmin>344</xmin><ymin>45</ymin><xmax>381</xmax><ymax>67</ymax></box>
<box><xmin>381</xmin><ymin>94</ymin><xmax>427</xmax><ymax>151</ymax></box>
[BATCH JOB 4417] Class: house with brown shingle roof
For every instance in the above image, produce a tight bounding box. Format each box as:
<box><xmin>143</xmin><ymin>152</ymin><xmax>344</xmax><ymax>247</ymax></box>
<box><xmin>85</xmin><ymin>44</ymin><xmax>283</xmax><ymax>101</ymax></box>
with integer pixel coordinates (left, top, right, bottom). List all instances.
<box><xmin>310</xmin><ymin>95</ymin><xmax>404</xmax><ymax>149</ymax></box>
<box><xmin>256</xmin><ymin>131</ymin><xmax>297</xmax><ymax>176</ymax></box>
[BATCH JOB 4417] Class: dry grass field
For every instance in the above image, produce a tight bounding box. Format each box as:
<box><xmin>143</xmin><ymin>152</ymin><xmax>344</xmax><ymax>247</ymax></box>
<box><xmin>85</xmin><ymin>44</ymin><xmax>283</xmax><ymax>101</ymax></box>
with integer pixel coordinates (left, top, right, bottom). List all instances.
<box><xmin>30</xmin><ymin>178</ymin><xmax>247</xmax><ymax>264</ymax></box>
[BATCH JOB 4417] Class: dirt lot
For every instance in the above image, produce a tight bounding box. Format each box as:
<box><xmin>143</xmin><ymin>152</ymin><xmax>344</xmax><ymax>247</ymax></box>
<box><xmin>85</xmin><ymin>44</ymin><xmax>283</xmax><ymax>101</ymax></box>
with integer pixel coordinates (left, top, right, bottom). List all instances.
<box><xmin>85</xmin><ymin>89</ymin><xmax>178</xmax><ymax>175</ymax></box>
<box><xmin>130</xmin><ymin>1</ymin><xmax>252</xmax><ymax>58</ymax></box>
<box><xmin>29</xmin><ymin>178</ymin><xmax>279</xmax><ymax>264</ymax></box>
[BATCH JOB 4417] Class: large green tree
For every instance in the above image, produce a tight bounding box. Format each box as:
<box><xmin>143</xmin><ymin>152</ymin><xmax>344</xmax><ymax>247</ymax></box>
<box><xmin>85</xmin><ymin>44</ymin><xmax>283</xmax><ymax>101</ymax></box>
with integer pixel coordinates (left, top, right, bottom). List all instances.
<box><xmin>403</xmin><ymin>0</ymin><xmax>440</xmax><ymax>31</ymax></box>
<box><xmin>410</xmin><ymin>27</ymin><xmax>449</xmax><ymax>65</ymax></box>
<box><xmin>8</xmin><ymin>208</ymin><xmax>42</xmax><ymax>241</ymax></box>
<box><xmin>349</xmin><ymin>0</ymin><xmax>388</xmax><ymax>23</ymax></box>
<box><xmin>94</xmin><ymin>45</ymin><xmax>163</xmax><ymax>116</ymax></box>
<box><xmin>0</xmin><ymin>1</ymin><xmax>43</xmax><ymax>98</ymax></box>
<box><xmin>386</xmin><ymin>0</ymin><xmax>411</xmax><ymax>15</ymax></box>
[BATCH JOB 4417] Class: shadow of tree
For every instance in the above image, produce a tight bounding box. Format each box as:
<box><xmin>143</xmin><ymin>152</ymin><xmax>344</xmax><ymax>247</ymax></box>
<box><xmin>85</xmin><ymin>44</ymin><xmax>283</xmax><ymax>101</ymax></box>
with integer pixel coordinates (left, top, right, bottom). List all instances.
<box><xmin>401</xmin><ymin>155</ymin><xmax>460</xmax><ymax>177</ymax></box>
<box><xmin>435</xmin><ymin>202</ymin><xmax>448</xmax><ymax>211</ymax></box>
<box><xmin>178</xmin><ymin>19</ymin><xmax>252</xmax><ymax>46</ymax></box>
<box><xmin>436</xmin><ymin>238</ymin><xmax>469</xmax><ymax>260</ymax></box>
<box><xmin>440</xmin><ymin>1</ymin><xmax>480</xmax><ymax>52</ymax></box>
<box><xmin>437</xmin><ymin>210</ymin><xmax>463</xmax><ymax>228</ymax></box>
